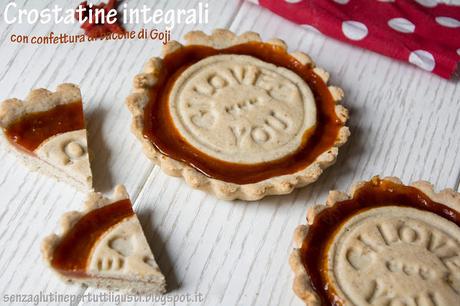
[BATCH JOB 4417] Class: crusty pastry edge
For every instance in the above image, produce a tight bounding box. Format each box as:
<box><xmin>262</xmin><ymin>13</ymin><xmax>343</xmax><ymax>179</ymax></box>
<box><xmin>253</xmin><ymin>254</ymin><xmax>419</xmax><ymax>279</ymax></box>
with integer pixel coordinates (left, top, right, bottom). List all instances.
<box><xmin>0</xmin><ymin>83</ymin><xmax>81</xmax><ymax>127</ymax></box>
<box><xmin>126</xmin><ymin>29</ymin><xmax>350</xmax><ymax>201</ymax></box>
<box><xmin>289</xmin><ymin>176</ymin><xmax>460</xmax><ymax>305</ymax></box>
<box><xmin>41</xmin><ymin>185</ymin><xmax>130</xmax><ymax>274</ymax></box>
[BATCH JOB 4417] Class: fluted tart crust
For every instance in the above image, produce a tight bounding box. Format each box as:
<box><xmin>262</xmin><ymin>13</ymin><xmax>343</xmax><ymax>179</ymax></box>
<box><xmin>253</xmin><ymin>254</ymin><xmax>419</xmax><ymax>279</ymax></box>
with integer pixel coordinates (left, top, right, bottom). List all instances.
<box><xmin>127</xmin><ymin>29</ymin><xmax>349</xmax><ymax>201</ymax></box>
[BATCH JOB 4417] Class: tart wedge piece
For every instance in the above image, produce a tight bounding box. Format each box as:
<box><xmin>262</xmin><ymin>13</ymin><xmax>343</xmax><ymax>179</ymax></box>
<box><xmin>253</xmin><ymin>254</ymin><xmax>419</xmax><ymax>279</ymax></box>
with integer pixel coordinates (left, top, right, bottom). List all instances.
<box><xmin>42</xmin><ymin>185</ymin><xmax>166</xmax><ymax>295</ymax></box>
<box><xmin>0</xmin><ymin>84</ymin><xmax>92</xmax><ymax>191</ymax></box>
<box><xmin>290</xmin><ymin>176</ymin><xmax>460</xmax><ymax>305</ymax></box>
<box><xmin>127</xmin><ymin>29</ymin><xmax>349</xmax><ymax>201</ymax></box>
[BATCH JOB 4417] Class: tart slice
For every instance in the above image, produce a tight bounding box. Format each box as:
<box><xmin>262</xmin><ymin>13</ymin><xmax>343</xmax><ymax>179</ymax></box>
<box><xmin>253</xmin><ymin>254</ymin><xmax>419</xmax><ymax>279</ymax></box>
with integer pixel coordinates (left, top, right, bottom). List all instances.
<box><xmin>0</xmin><ymin>84</ymin><xmax>92</xmax><ymax>191</ymax></box>
<box><xmin>42</xmin><ymin>185</ymin><xmax>166</xmax><ymax>295</ymax></box>
<box><xmin>290</xmin><ymin>177</ymin><xmax>460</xmax><ymax>306</ymax></box>
<box><xmin>127</xmin><ymin>29</ymin><xmax>349</xmax><ymax>201</ymax></box>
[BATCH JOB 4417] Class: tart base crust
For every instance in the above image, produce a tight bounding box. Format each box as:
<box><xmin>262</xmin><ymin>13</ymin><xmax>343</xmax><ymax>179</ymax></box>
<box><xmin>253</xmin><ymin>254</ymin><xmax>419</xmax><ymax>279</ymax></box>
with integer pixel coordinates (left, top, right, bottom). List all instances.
<box><xmin>56</xmin><ymin>275</ymin><xmax>165</xmax><ymax>296</ymax></box>
<box><xmin>289</xmin><ymin>177</ymin><xmax>460</xmax><ymax>305</ymax></box>
<box><xmin>126</xmin><ymin>29</ymin><xmax>350</xmax><ymax>201</ymax></box>
<box><xmin>1</xmin><ymin>132</ymin><xmax>91</xmax><ymax>191</ymax></box>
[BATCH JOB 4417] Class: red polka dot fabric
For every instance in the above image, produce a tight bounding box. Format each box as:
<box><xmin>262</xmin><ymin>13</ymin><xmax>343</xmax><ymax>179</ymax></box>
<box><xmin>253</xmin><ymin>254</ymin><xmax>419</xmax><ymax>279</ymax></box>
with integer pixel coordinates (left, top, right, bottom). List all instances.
<box><xmin>250</xmin><ymin>0</ymin><xmax>460</xmax><ymax>79</ymax></box>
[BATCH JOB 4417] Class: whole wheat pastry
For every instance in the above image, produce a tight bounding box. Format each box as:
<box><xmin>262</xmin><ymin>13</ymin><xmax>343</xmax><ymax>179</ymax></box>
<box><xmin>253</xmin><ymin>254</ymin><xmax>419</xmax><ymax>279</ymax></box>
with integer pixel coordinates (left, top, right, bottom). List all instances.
<box><xmin>127</xmin><ymin>29</ymin><xmax>349</xmax><ymax>201</ymax></box>
<box><xmin>0</xmin><ymin>84</ymin><xmax>92</xmax><ymax>191</ymax></box>
<box><xmin>290</xmin><ymin>176</ymin><xmax>460</xmax><ymax>305</ymax></box>
<box><xmin>42</xmin><ymin>185</ymin><xmax>166</xmax><ymax>295</ymax></box>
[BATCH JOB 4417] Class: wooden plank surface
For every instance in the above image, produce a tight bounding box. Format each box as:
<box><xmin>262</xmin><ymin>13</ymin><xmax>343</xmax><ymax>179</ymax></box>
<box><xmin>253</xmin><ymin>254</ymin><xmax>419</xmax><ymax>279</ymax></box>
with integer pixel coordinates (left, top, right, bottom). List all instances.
<box><xmin>0</xmin><ymin>0</ymin><xmax>459</xmax><ymax>305</ymax></box>
<box><xmin>0</xmin><ymin>0</ymin><xmax>242</xmax><ymax>305</ymax></box>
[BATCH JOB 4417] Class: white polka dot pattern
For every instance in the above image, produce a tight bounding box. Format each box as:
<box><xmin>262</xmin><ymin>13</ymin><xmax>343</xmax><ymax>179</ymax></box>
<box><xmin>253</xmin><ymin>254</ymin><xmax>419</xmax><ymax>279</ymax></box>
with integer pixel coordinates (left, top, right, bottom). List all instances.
<box><xmin>409</xmin><ymin>50</ymin><xmax>436</xmax><ymax>71</ymax></box>
<box><xmin>436</xmin><ymin>17</ymin><xmax>460</xmax><ymax>28</ymax></box>
<box><xmin>301</xmin><ymin>24</ymin><xmax>321</xmax><ymax>34</ymax></box>
<box><xmin>388</xmin><ymin>18</ymin><xmax>415</xmax><ymax>33</ymax></box>
<box><xmin>415</xmin><ymin>0</ymin><xmax>437</xmax><ymax>7</ymax></box>
<box><xmin>342</xmin><ymin>21</ymin><xmax>368</xmax><ymax>41</ymax></box>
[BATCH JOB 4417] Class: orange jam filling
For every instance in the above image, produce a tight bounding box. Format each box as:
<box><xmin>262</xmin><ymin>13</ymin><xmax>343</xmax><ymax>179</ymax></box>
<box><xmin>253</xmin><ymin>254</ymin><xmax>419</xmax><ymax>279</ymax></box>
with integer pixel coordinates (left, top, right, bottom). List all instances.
<box><xmin>143</xmin><ymin>42</ymin><xmax>344</xmax><ymax>184</ymax></box>
<box><xmin>51</xmin><ymin>199</ymin><xmax>134</xmax><ymax>277</ymax></box>
<box><xmin>4</xmin><ymin>102</ymin><xmax>84</xmax><ymax>153</ymax></box>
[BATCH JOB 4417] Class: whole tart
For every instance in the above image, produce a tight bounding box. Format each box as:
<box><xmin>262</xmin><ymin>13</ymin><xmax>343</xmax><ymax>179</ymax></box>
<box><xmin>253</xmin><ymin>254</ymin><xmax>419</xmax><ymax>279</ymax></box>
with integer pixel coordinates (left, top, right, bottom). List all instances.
<box><xmin>0</xmin><ymin>84</ymin><xmax>92</xmax><ymax>191</ymax></box>
<box><xmin>127</xmin><ymin>29</ymin><xmax>349</xmax><ymax>201</ymax></box>
<box><xmin>290</xmin><ymin>177</ymin><xmax>460</xmax><ymax>306</ymax></box>
<box><xmin>42</xmin><ymin>185</ymin><xmax>166</xmax><ymax>295</ymax></box>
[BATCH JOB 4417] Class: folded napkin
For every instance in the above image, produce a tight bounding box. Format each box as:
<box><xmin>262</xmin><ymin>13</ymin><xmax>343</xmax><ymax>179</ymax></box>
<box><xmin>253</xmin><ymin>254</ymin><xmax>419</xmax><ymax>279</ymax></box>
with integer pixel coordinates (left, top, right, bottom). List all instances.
<box><xmin>249</xmin><ymin>0</ymin><xmax>460</xmax><ymax>79</ymax></box>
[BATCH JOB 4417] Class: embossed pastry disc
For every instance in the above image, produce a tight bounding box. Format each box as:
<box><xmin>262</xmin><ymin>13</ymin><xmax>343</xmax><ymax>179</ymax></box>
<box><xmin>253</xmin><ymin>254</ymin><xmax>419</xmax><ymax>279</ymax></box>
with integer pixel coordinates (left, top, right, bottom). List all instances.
<box><xmin>328</xmin><ymin>206</ymin><xmax>459</xmax><ymax>306</ymax></box>
<box><xmin>290</xmin><ymin>177</ymin><xmax>460</xmax><ymax>306</ymax></box>
<box><xmin>169</xmin><ymin>54</ymin><xmax>317</xmax><ymax>164</ymax></box>
<box><xmin>41</xmin><ymin>185</ymin><xmax>166</xmax><ymax>295</ymax></box>
<box><xmin>0</xmin><ymin>84</ymin><xmax>92</xmax><ymax>191</ymax></box>
<box><xmin>127</xmin><ymin>29</ymin><xmax>350</xmax><ymax>201</ymax></box>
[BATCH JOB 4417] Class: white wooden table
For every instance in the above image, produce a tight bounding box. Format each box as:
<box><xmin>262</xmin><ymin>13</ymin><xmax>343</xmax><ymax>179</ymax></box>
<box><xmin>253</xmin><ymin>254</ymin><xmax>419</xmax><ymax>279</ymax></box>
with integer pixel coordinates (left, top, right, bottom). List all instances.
<box><xmin>0</xmin><ymin>1</ymin><xmax>459</xmax><ymax>305</ymax></box>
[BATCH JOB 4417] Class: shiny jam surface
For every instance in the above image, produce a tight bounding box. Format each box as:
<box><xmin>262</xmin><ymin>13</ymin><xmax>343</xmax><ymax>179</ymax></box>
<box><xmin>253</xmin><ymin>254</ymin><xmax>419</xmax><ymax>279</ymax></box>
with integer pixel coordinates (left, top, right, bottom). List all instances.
<box><xmin>51</xmin><ymin>199</ymin><xmax>134</xmax><ymax>277</ymax></box>
<box><xmin>300</xmin><ymin>178</ymin><xmax>460</xmax><ymax>305</ymax></box>
<box><xmin>143</xmin><ymin>42</ymin><xmax>343</xmax><ymax>184</ymax></box>
<box><xmin>4</xmin><ymin>102</ymin><xmax>84</xmax><ymax>153</ymax></box>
